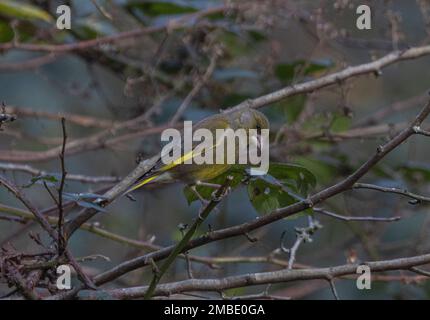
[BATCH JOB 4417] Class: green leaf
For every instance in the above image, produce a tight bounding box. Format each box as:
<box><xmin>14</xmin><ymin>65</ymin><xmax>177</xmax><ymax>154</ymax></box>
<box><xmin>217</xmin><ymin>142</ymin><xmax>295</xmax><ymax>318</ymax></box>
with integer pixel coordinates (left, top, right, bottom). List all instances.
<box><xmin>285</xmin><ymin>95</ymin><xmax>306</xmax><ymax>124</ymax></box>
<box><xmin>398</xmin><ymin>161</ymin><xmax>430</xmax><ymax>183</ymax></box>
<box><xmin>271</xmin><ymin>95</ymin><xmax>306</xmax><ymax>124</ymax></box>
<box><xmin>183</xmin><ymin>168</ymin><xmax>245</xmax><ymax>205</ymax></box>
<box><xmin>0</xmin><ymin>20</ymin><xmax>13</xmax><ymax>43</ymax></box>
<box><xmin>247</xmin><ymin>178</ymin><xmax>297</xmax><ymax>215</ymax></box>
<box><xmin>331</xmin><ymin>115</ymin><xmax>352</xmax><ymax>132</ymax></box>
<box><xmin>294</xmin><ymin>156</ymin><xmax>335</xmax><ymax>184</ymax></box>
<box><xmin>222</xmin><ymin>94</ymin><xmax>253</xmax><ymax>107</ymax></box>
<box><xmin>0</xmin><ymin>1</ymin><xmax>53</xmax><ymax>22</ymax></box>
<box><xmin>127</xmin><ymin>1</ymin><xmax>197</xmax><ymax>17</ymax></box>
<box><xmin>247</xmin><ymin>30</ymin><xmax>266</xmax><ymax>42</ymax></box>
<box><xmin>268</xmin><ymin>163</ymin><xmax>316</xmax><ymax>195</ymax></box>
<box><xmin>22</xmin><ymin>174</ymin><xmax>59</xmax><ymax>188</ymax></box>
<box><xmin>220</xmin><ymin>32</ymin><xmax>249</xmax><ymax>56</ymax></box>
<box><xmin>274</xmin><ymin>59</ymin><xmax>333</xmax><ymax>84</ymax></box>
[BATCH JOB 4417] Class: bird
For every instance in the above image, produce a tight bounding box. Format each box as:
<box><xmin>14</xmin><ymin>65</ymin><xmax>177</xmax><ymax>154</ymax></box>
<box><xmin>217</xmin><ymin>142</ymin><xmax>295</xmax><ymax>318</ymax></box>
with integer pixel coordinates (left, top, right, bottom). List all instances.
<box><xmin>123</xmin><ymin>107</ymin><xmax>270</xmax><ymax>198</ymax></box>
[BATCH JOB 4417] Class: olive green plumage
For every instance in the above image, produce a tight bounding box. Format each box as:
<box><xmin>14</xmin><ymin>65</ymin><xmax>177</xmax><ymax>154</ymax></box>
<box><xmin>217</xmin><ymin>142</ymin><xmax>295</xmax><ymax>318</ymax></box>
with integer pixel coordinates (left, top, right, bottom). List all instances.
<box><xmin>126</xmin><ymin>107</ymin><xmax>269</xmax><ymax>193</ymax></box>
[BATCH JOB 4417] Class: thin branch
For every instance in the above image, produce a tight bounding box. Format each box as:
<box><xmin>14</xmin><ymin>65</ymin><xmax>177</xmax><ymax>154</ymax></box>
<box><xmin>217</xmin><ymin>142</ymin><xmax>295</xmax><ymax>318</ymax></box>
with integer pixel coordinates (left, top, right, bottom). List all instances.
<box><xmin>5</xmin><ymin>105</ymin><xmax>115</xmax><ymax>128</ymax></box>
<box><xmin>354</xmin><ymin>93</ymin><xmax>428</xmax><ymax>127</ymax></box>
<box><xmin>287</xmin><ymin>237</ymin><xmax>305</xmax><ymax>270</ymax></box>
<box><xmin>285</xmin><ymin>217</ymin><xmax>322</xmax><ymax>269</ymax></box>
<box><xmin>227</xmin><ymin>45</ymin><xmax>430</xmax><ymax>112</ymax></box>
<box><xmin>0</xmin><ymin>202</ymin><xmax>311</xmax><ymax>271</ymax></box>
<box><xmin>0</xmin><ymin>6</ymin><xmax>233</xmax><ymax>53</ymax></box>
<box><xmin>0</xmin><ymin>162</ymin><xmax>120</xmax><ymax>184</ymax></box>
<box><xmin>73</xmin><ymin>253</ymin><xmax>430</xmax><ymax>299</ymax></box>
<box><xmin>304</xmin><ymin>122</ymin><xmax>408</xmax><ymax>141</ymax></box>
<box><xmin>57</xmin><ymin>118</ymin><xmax>67</xmax><ymax>254</ymax></box>
<box><xmin>4</xmin><ymin>46</ymin><xmax>430</xmax><ymax>162</ymax></box>
<box><xmin>63</xmin><ymin>154</ymin><xmax>161</xmax><ymax>238</ymax></box>
<box><xmin>169</xmin><ymin>53</ymin><xmax>218</xmax><ymax>124</ymax></box>
<box><xmin>0</xmin><ymin>53</ymin><xmax>60</xmax><ymax>72</ymax></box>
<box><xmin>413</xmin><ymin>125</ymin><xmax>430</xmax><ymax>136</ymax></box>
<box><xmin>0</xmin><ymin>214</ymin><xmax>26</xmax><ymax>224</ymax></box>
<box><xmin>0</xmin><ymin>123</ymin><xmax>174</xmax><ymax>162</ymax></box>
<box><xmin>91</xmin><ymin>0</ymin><xmax>113</xmax><ymax>20</ymax></box>
<box><xmin>314</xmin><ymin>207</ymin><xmax>401</xmax><ymax>222</ymax></box>
<box><xmin>410</xmin><ymin>266</ymin><xmax>430</xmax><ymax>277</ymax></box>
<box><xmin>0</xmin><ymin>175</ymin><xmax>96</xmax><ymax>289</ymax></box>
<box><xmin>327</xmin><ymin>278</ymin><xmax>340</xmax><ymax>300</ymax></box>
<box><xmin>144</xmin><ymin>176</ymin><xmax>234</xmax><ymax>299</ymax></box>
<box><xmin>353</xmin><ymin>183</ymin><xmax>430</xmax><ymax>203</ymax></box>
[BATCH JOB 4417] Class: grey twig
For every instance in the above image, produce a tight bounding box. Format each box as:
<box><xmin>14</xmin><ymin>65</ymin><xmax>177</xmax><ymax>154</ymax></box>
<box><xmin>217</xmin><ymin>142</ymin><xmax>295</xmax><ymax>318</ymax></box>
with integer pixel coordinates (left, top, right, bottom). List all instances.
<box><xmin>144</xmin><ymin>176</ymin><xmax>234</xmax><ymax>299</ymax></box>
<box><xmin>57</xmin><ymin>118</ymin><xmax>67</xmax><ymax>254</ymax></box>
<box><xmin>286</xmin><ymin>217</ymin><xmax>322</xmax><ymax>269</ymax></box>
<box><xmin>314</xmin><ymin>207</ymin><xmax>401</xmax><ymax>222</ymax></box>
<box><xmin>0</xmin><ymin>175</ymin><xmax>96</xmax><ymax>290</ymax></box>
<box><xmin>328</xmin><ymin>278</ymin><xmax>340</xmax><ymax>300</ymax></box>
<box><xmin>169</xmin><ymin>53</ymin><xmax>218</xmax><ymax>124</ymax></box>
<box><xmin>410</xmin><ymin>266</ymin><xmax>430</xmax><ymax>277</ymax></box>
<box><xmin>353</xmin><ymin>183</ymin><xmax>430</xmax><ymax>203</ymax></box>
<box><xmin>0</xmin><ymin>162</ymin><xmax>120</xmax><ymax>184</ymax></box>
<box><xmin>73</xmin><ymin>253</ymin><xmax>430</xmax><ymax>299</ymax></box>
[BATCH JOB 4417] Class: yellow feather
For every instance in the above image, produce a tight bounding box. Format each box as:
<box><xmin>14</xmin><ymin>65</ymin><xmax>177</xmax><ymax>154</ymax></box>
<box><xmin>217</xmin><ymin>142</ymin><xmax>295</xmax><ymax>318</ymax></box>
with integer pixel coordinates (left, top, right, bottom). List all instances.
<box><xmin>127</xmin><ymin>175</ymin><xmax>158</xmax><ymax>193</ymax></box>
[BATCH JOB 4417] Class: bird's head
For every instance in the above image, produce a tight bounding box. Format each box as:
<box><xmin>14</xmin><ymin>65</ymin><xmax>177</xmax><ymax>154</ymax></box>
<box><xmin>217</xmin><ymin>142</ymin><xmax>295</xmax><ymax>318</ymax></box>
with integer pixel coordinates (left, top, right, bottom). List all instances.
<box><xmin>234</xmin><ymin>108</ymin><xmax>270</xmax><ymax>132</ymax></box>
<box><xmin>229</xmin><ymin>108</ymin><xmax>270</xmax><ymax>153</ymax></box>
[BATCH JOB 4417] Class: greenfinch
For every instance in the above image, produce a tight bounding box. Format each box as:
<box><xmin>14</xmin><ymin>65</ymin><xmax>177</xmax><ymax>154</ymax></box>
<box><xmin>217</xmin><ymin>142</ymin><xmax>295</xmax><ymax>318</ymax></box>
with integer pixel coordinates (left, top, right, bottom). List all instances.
<box><xmin>125</xmin><ymin>107</ymin><xmax>269</xmax><ymax>194</ymax></box>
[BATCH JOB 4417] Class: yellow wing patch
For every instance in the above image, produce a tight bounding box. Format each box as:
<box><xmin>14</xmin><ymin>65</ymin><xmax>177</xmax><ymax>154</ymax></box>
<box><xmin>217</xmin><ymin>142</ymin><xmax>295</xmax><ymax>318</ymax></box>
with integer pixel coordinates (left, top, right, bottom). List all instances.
<box><xmin>127</xmin><ymin>175</ymin><xmax>159</xmax><ymax>193</ymax></box>
<box><xmin>127</xmin><ymin>128</ymin><xmax>228</xmax><ymax>193</ymax></box>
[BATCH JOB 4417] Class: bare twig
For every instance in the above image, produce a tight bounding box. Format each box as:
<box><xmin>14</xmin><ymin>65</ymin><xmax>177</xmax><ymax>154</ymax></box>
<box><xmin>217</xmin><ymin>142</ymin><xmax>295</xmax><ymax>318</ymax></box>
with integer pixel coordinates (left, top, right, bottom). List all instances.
<box><xmin>144</xmin><ymin>176</ymin><xmax>234</xmax><ymax>299</ymax></box>
<box><xmin>353</xmin><ymin>183</ymin><xmax>430</xmax><ymax>203</ymax></box>
<box><xmin>285</xmin><ymin>217</ymin><xmax>322</xmax><ymax>269</ymax></box>
<box><xmin>0</xmin><ymin>6</ymin><xmax>233</xmax><ymax>53</ymax></box>
<box><xmin>0</xmin><ymin>123</ymin><xmax>175</xmax><ymax>162</ymax></box>
<box><xmin>0</xmin><ymin>175</ymin><xmax>96</xmax><ymax>289</ymax></box>
<box><xmin>5</xmin><ymin>105</ymin><xmax>115</xmax><ymax>128</ymax></box>
<box><xmin>410</xmin><ymin>266</ymin><xmax>430</xmax><ymax>277</ymax></box>
<box><xmin>413</xmin><ymin>125</ymin><xmax>430</xmax><ymax>137</ymax></box>
<box><xmin>354</xmin><ymin>93</ymin><xmax>428</xmax><ymax>127</ymax></box>
<box><xmin>227</xmin><ymin>45</ymin><xmax>430</xmax><ymax>111</ymax></box>
<box><xmin>57</xmin><ymin>118</ymin><xmax>67</xmax><ymax>254</ymax></box>
<box><xmin>0</xmin><ymin>162</ymin><xmax>120</xmax><ymax>184</ymax></box>
<box><xmin>169</xmin><ymin>54</ymin><xmax>218</xmax><ymax>124</ymax></box>
<box><xmin>327</xmin><ymin>278</ymin><xmax>340</xmax><ymax>300</ymax></box>
<box><xmin>0</xmin><ymin>53</ymin><xmax>61</xmax><ymax>72</ymax></box>
<box><xmin>314</xmin><ymin>207</ymin><xmax>401</xmax><ymax>222</ymax></box>
<box><xmin>74</xmin><ymin>253</ymin><xmax>430</xmax><ymax>299</ymax></box>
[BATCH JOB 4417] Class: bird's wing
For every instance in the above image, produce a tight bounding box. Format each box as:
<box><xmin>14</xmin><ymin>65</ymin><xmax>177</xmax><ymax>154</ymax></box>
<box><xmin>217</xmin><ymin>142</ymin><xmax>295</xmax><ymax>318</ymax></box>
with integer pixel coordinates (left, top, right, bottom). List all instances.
<box><xmin>126</xmin><ymin>115</ymin><xmax>232</xmax><ymax>192</ymax></box>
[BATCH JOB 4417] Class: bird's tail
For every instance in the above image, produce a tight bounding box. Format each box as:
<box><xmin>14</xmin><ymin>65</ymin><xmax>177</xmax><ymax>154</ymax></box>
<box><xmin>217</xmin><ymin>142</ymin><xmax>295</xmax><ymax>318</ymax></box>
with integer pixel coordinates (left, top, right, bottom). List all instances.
<box><xmin>123</xmin><ymin>174</ymin><xmax>159</xmax><ymax>196</ymax></box>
